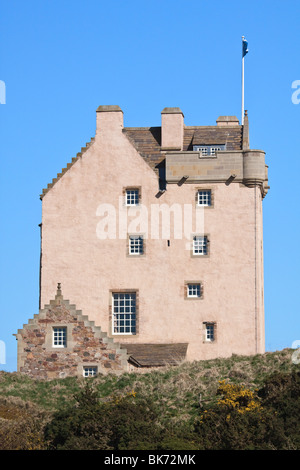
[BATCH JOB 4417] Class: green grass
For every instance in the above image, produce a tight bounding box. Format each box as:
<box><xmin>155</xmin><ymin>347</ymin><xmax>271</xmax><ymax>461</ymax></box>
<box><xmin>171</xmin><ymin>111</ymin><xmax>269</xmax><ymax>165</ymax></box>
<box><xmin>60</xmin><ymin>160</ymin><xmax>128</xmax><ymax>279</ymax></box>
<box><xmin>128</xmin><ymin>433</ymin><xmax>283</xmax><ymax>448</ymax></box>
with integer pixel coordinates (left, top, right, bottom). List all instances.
<box><xmin>0</xmin><ymin>348</ymin><xmax>297</xmax><ymax>422</ymax></box>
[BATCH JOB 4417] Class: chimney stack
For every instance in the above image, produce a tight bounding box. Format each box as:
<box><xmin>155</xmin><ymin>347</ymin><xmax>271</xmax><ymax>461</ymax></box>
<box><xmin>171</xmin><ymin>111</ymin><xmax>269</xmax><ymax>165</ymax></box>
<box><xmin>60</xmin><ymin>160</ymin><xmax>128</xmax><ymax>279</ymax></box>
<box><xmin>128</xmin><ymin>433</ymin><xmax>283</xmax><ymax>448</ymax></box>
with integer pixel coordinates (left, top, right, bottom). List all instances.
<box><xmin>161</xmin><ymin>107</ymin><xmax>184</xmax><ymax>151</ymax></box>
<box><xmin>216</xmin><ymin>116</ymin><xmax>240</xmax><ymax>127</ymax></box>
<box><xmin>96</xmin><ymin>105</ymin><xmax>123</xmax><ymax>134</ymax></box>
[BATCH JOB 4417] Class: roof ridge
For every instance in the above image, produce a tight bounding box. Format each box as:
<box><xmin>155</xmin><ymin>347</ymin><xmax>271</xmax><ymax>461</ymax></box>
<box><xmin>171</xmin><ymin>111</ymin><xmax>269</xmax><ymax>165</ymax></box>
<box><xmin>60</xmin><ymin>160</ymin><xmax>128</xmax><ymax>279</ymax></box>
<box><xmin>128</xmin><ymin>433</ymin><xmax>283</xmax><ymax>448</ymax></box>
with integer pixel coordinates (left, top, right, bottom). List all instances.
<box><xmin>123</xmin><ymin>126</ymin><xmax>160</xmax><ymax>130</ymax></box>
<box><xmin>124</xmin><ymin>125</ymin><xmax>242</xmax><ymax>130</ymax></box>
<box><xmin>185</xmin><ymin>125</ymin><xmax>242</xmax><ymax>129</ymax></box>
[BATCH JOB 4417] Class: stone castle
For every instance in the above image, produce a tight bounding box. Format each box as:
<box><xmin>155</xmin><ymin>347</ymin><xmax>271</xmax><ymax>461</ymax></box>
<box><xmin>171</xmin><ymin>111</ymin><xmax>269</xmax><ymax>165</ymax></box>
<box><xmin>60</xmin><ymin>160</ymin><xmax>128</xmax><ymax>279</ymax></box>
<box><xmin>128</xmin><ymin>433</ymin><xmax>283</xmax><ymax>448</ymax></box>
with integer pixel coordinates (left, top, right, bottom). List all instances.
<box><xmin>15</xmin><ymin>106</ymin><xmax>269</xmax><ymax>379</ymax></box>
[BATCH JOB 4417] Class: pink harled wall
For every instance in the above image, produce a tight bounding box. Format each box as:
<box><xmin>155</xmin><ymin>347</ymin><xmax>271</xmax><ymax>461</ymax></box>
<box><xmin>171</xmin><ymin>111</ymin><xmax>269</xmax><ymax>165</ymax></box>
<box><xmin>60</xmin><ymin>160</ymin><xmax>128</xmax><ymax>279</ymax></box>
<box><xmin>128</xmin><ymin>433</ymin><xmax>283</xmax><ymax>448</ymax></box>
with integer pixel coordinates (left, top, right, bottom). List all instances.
<box><xmin>40</xmin><ymin>107</ymin><xmax>265</xmax><ymax>362</ymax></box>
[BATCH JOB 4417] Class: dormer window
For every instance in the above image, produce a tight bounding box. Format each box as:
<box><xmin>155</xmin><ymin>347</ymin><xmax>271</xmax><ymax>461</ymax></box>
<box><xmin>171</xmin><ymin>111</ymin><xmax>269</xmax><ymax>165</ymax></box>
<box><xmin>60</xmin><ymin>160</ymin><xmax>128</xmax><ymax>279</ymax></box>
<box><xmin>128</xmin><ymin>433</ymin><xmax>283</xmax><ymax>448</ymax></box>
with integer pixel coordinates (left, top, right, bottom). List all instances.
<box><xmin>193</xmin><ymin>145</ymin><xmax>226</xmax><ymax>156</ymax></box>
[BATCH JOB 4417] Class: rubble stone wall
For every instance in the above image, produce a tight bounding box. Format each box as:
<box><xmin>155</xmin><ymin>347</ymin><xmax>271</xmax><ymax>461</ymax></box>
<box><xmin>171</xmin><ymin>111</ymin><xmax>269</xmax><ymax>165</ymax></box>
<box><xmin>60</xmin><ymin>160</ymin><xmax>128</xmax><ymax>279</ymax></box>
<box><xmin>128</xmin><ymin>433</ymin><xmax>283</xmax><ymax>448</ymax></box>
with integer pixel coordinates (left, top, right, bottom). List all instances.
<box><xmin>16</xmin><ymin>290</ymin><xmax>129</xmax><ymax>380</ymax></box>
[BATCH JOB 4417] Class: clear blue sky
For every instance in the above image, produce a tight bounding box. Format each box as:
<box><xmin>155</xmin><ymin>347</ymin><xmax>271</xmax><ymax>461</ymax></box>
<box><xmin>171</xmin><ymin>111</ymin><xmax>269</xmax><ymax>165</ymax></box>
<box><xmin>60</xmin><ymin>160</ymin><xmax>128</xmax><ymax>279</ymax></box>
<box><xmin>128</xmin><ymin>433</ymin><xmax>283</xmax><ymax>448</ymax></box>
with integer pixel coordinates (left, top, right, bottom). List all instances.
<box><xmin>0</xmin><ymin>0</ymin><xmax>299</xmax><ymax>372</ymax></box>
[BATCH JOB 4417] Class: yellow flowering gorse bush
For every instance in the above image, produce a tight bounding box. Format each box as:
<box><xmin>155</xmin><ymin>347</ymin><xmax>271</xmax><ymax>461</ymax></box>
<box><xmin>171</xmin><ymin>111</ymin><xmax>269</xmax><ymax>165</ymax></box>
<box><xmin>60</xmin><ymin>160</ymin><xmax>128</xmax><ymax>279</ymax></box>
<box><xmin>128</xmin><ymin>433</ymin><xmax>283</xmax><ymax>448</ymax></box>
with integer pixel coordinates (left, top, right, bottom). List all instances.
<box><xmin>216</xmin><ymin>380</ymin><xmax>262</xmax><ymax>414</ymax></box>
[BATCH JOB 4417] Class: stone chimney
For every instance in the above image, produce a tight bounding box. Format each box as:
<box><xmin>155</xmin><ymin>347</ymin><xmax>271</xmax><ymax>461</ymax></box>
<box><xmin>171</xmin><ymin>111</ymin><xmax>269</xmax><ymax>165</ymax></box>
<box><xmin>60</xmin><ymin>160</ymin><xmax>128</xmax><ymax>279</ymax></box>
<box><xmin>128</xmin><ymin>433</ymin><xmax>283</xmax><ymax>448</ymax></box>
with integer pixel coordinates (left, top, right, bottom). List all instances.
<box><xmin>161</xmin><ymin>107</ymin><xmax>184</xmax><ymax>151</ymax></box>
<box><xmin>216</xmin><ymin>116</ymin><xmax>240</xmax><ymax>127</ymax></box>
<box><xmin>96</xmin><ymin>105</ymin><xmax>123</xmax><ymax>134</ymax></box>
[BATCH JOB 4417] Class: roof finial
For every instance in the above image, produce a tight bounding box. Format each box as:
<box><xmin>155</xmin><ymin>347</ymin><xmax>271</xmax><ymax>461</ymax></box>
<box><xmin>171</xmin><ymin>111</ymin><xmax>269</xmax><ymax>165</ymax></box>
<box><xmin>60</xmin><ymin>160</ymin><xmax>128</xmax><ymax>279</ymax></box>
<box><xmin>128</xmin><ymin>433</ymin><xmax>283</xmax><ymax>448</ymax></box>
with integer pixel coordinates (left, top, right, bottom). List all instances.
<box><xmin>52</xmin><ymin>283</ymin><xmax>63</xmax><ymax>305</ymax></box>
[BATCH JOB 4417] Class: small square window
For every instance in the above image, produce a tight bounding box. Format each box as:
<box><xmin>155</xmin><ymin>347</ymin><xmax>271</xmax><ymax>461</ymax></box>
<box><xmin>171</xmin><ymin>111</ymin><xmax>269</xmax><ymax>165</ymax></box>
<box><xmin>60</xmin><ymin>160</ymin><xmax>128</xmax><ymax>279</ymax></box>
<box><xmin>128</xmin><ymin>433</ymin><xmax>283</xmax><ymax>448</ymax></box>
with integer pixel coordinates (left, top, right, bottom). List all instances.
<box><xmin>199</xmin><ymin>147</ymin><xmax>208</xmax><ymax>156</ymax></box>
<box><xmin>129</xmin><ymin>235</ymin><xmax>144</xmax><ymax>255</ymax></box>
<box><xmin>83</xmin><ymin>366</ymin><xmax>97</xmax><ymax>377</ymax></box>
<box><xmin>193</xmin><ymin>145</ymin><xmax>225</xmax><ymax>156</ymax></box>
<box><xmin>210</xmin><ymin>147</ymin><xmax>221</xmax><ymax>156</ymax></box>
<box><xmin>187</xmin><ymin>284</ymin><xmax>201</xmax><ymax>298</ymax></box>
<box><xmin>205</xmin><ymin>324</ymin><xmax>215</xmax><ymax>342</ymax></box>
<box><xmin>193</xmin><ymin>236</ymin><xmax>208</xmax><ymax>255</ymax></box>
<box><xmin>53</xmin><ymin>327</ymin><xmax>67</xmax><ymax>348</ymax></box>
<box><xmin>197</xmin><ymin>190</ymin><xmax>211</xmax><ymax>206</ymax></box>
<box><xmin>125</xmin><ymin>189</ymin><xmax>139</xmax><ymax>206</ymax></box>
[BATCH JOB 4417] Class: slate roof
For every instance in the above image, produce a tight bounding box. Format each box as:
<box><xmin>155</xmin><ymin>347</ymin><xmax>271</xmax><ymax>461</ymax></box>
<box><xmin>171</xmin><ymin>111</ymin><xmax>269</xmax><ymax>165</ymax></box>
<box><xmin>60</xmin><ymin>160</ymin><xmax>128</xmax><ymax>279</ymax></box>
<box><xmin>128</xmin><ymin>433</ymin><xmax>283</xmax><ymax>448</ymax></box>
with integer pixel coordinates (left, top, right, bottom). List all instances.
<box><xmin>123</xmin><ymin>127</ymin><xmax>162</xmax><ymax>171</ymax></box>
<box><xmin>121</xmin><ymin>343</ymin><xmax>188</xmax><ymax>367</ymax></box>
<box><xmin>123</xmin><ymin>125</ymin><xmax>243</xmax><ymax>171</ymax></box>
<box><xmin>185</xmin><ymin>126</ymin><xmax>242</xmax><ymax>150</ymax></box>
<box><xmin>40</xmin><ymin>123</ymin><xmax>243</xmax><ymax>199</ymax></box>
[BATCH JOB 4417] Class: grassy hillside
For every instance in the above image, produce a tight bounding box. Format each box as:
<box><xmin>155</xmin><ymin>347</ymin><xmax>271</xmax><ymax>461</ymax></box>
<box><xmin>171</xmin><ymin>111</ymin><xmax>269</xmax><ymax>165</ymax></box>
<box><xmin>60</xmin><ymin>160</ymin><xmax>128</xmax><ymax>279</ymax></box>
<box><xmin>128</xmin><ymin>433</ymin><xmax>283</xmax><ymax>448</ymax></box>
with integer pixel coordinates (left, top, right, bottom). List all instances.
<box><xmin>0</xmin><ymin>348</ymin><xmax>298</xmax><ymax>450</ymax></box>
<box><xmin>0</xmin><ymin>348</ymin><xmax>296</xmax><ymax>416</ymax></box>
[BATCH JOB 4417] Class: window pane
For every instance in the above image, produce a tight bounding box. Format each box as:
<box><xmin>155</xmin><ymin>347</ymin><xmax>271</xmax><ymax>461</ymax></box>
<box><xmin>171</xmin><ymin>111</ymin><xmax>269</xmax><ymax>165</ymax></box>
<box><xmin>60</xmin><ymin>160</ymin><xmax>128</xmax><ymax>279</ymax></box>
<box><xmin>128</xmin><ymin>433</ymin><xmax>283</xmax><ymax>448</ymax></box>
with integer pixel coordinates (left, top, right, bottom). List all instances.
<box><xmin>188</xmin><ymin>284</ymin><xmax>201</xmax><ymax>297</ymax></box>
<box><xmin>197</xmin><ymin>190</ymin><xmax>211</xmax><ymax>206</ymax></box>
<box><xmin>112</xmin><ymin>293</ymin><xmax>136</xmax><ymax>334</ymax></box>
<box><xmin>83</xmin><ymin>367</ymin><xmax>97</xmax><ymax>377</ymax></box>
<box><xmin>193</xmin><ymin>236</ymin><xmax>207</xmax><ymax>255</ymax></box>
<box><xmin>126</xmin><ymin>189</ymin><xmax>139</xmax><ymax>205</ymax></box>
<box><xmin>206</xmin><ymin>324</ymin><xmax>214</xmax><ymax>341</ymax></box>
<box><xmin>193</xmin><ymin>145</ymin><xmax>225</xmax><ymax>155</ymax></box>
<box><xmin>210</xmin><ymin>147</ymin><xmax>221</xmax><ymax>155</ymax></box>
<box><xmin>53</xmin><ymin>327</ymin><xmax>67</xmax><ymax>347</ymax></box>
<box><xmin>129</xmin><ymin>236</ymin><xmax>143</xmax><ymax>255</ymax></box>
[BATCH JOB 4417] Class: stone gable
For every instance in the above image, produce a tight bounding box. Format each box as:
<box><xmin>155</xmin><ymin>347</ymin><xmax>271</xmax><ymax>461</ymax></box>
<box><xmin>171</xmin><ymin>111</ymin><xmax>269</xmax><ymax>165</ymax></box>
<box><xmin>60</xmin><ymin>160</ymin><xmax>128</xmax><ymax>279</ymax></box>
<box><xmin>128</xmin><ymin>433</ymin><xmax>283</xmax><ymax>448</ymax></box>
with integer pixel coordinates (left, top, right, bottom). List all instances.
<box><xmin>15</xmin><ymin>285</ymin><xmax>129</xmax><ymax>379</ymax></box>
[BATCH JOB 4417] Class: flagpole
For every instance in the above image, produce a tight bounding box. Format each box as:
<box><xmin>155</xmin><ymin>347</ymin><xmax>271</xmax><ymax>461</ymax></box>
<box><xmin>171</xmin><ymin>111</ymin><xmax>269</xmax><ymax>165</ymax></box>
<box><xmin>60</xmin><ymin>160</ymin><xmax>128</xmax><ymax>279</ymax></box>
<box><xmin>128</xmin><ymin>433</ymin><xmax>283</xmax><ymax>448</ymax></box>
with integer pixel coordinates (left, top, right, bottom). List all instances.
<box><xmin>241</xmin><ymin>36</ymin><xmax>245</xmax><ymax>125</ymax></box>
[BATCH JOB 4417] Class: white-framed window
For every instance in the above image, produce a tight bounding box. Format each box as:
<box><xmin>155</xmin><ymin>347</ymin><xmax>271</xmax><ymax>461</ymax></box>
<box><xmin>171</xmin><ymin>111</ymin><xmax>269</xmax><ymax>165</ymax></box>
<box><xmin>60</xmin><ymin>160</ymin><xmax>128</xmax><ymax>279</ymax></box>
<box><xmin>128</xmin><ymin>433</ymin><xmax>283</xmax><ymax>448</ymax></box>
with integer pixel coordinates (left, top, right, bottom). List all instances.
<box><xmin>193</xmin><ymin>236</ymin><xmax>208</xmax><ymax>255</ymax></box>
<box><xmin>205</xmin><ymin>323</ymin><xmax>215</xmax><ymax>342</ymax></box>
<box><xmin>197</xmin><ymin>190</ymin><xmax>211</xmax><ymax>206</ymax></box>
<box><xmin>193</xmin><ymin>145</ymin><xmax>225</xmax><ymax>156</ymax></box>
<box><xmin>210</xmin><ymin>147</ymin><xmax>221</xmax><ymax>156</ymax></box>
<box><xmin>53</xmin><ymin>327</ymin><xmax>67</xmax><ymax>348</ymax></box>
<box><xmin>125</xmin><ymin>189</ymin><xmax>139</xmax><ymax>206</ymax></box>
<box><xmin>83</xmin><ymin>366</ymin><xmax>97</xmax><ymax>378</ymax></box>
<box><xmin>112</xmin><ymin>292</ymin><xmax>136</xmax><ymax>335</ymax></box>
<box><xmin>187</xmin><ymin>283</ymin><xmax>201</xmax><ymax>298</ymax></box>
<box><xmin>199</xmin><ymin>146</ymin><xmax>208</xmax><ymax>156</ymax></box>
<box><xmin>129</xmin><ymin>235</ymin><xmax>144</xmax><ymax>255</ymax></box>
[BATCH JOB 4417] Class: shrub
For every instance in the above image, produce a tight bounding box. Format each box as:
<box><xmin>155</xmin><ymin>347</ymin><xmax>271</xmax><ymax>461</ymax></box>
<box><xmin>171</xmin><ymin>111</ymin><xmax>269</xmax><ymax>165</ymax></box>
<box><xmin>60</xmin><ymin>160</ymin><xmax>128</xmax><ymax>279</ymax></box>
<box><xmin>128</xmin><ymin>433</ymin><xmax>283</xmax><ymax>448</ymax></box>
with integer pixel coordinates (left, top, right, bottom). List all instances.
<box><xmin>215</xmin><ymin>380</ymin><xmax>262</xmax><ymax>413</ymax></box>
<box><xmin>194</xmin><ymin>372</ymin><xmax>300</xmax><ymax>450</ymax></box>
<box><xmin>195</xmin><ymin>406</ymin><xmax>274</xmax><ymax>450</ymax></box>
<box><xmin>44</xmin><ymin>382</ymin><xmax>162</xmax><ymax>450</ymax></box>
<box><xmin>44</xmin><ymin>382</ymin><xmax>113</xmax><ymax>450</ymax></box>
<box><xmin>0</xmin><ymin>398</ymin><xmax>47</xmax><ymax>450</ymax></box>
<box><xmin>258</xmin><ymin>370</ymin><xmax>300</xmax><ymax>449</ymax></box>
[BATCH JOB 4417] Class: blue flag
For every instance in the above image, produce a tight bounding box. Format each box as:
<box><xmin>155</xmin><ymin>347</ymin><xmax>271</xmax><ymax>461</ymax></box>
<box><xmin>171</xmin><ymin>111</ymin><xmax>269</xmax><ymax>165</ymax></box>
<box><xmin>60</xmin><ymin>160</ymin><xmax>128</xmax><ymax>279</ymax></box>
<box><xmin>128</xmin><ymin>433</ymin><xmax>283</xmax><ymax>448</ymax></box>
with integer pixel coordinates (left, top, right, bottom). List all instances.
<box><xmin>242</xmin><ymin>37</ymin><xmax>249</xmax><ymax>58</ymax></box>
